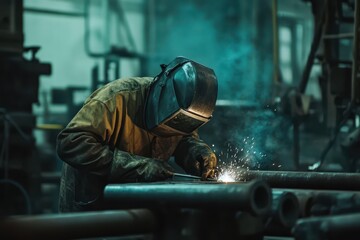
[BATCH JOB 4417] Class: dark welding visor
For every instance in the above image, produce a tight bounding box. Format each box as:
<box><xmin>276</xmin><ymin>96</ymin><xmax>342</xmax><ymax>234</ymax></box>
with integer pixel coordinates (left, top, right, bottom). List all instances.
<box><xmin>144</xmin><ymin>57</ymin><xmax>218</xmax><ymax>136</ymax></box>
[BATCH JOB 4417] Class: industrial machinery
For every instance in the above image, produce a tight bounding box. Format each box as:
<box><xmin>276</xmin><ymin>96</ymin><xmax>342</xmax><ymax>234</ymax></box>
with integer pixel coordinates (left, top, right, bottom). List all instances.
<box><xmin>0</xmin><ymin>0</ymin><xmax>51</xmax><ymax>214</ymax></box>
<box><xmin>286</xmin><ymin>0</ymin><xmax>360</xmax><ymax>171</ymax></box>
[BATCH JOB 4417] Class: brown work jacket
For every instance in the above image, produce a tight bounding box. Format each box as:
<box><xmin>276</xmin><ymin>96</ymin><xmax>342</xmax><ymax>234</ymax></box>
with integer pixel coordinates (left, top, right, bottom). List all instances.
<box><xmin>57</xmin><ymin>77</ymin><xmax>210</xmax><ymax>212</ymax></box>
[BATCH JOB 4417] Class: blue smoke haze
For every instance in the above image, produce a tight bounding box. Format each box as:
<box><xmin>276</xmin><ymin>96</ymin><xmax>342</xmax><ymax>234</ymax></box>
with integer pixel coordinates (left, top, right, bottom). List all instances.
<box><xmin>151</xmin><ymin>0</ymin><xmax>273</xmax><ymax>102</ymax></box>
<box><xmin>152</xmin><ymin>1</ymin><xmax>283</xmax><ymax>169</ymax></box>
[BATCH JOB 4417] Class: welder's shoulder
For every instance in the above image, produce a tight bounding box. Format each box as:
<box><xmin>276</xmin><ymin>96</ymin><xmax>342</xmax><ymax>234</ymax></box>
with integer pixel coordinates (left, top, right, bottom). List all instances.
<box><xmin>108</xmin><ymin>77</ymin><xmax>153</xmax><ymax>93</ymax></box>
<box><xmin>85</xmin><ymin>77</ymin><xmax>152</xmax><ymax>107</ymax></box>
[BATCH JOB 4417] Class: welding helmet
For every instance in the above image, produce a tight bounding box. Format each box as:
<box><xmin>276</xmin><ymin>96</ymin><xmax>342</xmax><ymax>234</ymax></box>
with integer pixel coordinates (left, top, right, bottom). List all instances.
<box><xmin>144</xmin><ymin>57</ymin><xmax>218</xmax><ymax>136</ymax></box>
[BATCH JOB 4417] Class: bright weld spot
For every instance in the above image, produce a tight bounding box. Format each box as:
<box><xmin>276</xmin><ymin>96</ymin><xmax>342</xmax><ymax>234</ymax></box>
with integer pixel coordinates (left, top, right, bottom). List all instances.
<box><xmin>215</xmin><ymin>136</ymin><xmax>271</xmax><ymax>182</ymax></box>
<box><xmin>217</xmin><ymin>170</ymin><xmax>236</xmax><ymax>182</ymax></box>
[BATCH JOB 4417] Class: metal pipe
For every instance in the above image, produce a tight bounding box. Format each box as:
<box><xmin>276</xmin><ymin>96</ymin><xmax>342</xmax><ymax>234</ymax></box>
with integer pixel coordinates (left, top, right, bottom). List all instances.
<box><xmin>239</xmin><ymin>170</ymin><xmax>360</xmax><ymax>190</ymax></box>
<box><xmin>293</xmin><ymin>213</ymin><xmax>360</xmax><ymax>240</ymax></box>
<box><xmin>264</xmin><ymin>191</ymin><xmax>300</xmax><ymax>236</ymax></box>
<box><xmin>273</xmin><ymin>188</ymin><xmax>360</xmax><ymax>218</ymax></box>
<box><xmin>270</xmin><ymin>191</ymin><xmax>300</xmax><ymax>228</ymax></box>
<box><xmin>24</xmin><ymin>7</ymin><xmax>85</xmax><ymax>17</ymax></box>
<box><xmin>104</xmin><ymin>180</ymin><xmax>272</xmax><ymax>216</ymax></box>
<box><xmin>291</xmin><ymin>191</ymin><xmax>314</xmax><ymax>217</ymax></box>
<box><xmin>0</xmin><ymin>209</ymin><xmax>156</xmax><ymax>239</ymax></box>
<box><xmin>323</xmin><ymin>32</ymin><xmax>354</xmax><ymax>39</ymax></box>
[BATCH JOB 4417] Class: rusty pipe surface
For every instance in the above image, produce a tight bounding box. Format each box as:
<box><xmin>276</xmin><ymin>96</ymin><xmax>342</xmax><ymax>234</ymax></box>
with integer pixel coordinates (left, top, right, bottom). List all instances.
<box><xmin>293</xmin><ymin>213</ymin><xmax>360</xmax><ymax>240</ymax></box>
<box><xmin>0</xmin><ymin>209</ymin><xmax>156</xmax><ymax>240</ymax></box>
<box><xmin>239</xmin><ymin>170</ymin><xmax>360</xmax><ymax>190</ymax></box>
<box><xmin>104</xmin><ymin>180</ymin><xmax>272</xmax><ymax>216</ymax></box>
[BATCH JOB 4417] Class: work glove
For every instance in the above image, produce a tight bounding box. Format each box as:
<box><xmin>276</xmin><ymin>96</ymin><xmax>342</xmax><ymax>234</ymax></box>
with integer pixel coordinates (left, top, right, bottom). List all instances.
<box><xmin>136</xmin><ymin>158</ymin><xmax>174</xmax><ymax>182</ymax></box>
<box><xmin>110</xmin><ymin>149</ymin><xmax>174</xmax><ymax>182</ymax></box>
<box><xmin>176</xmin><ymin>146</ymin><xmax>217</xmax><ymax>180</ymax></box>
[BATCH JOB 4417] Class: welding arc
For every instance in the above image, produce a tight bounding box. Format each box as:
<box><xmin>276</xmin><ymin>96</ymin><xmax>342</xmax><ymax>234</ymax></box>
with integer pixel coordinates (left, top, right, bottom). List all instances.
<box><xmin>104</xmin><ymin>179</ymin><xmax>272</xmax><ymax>216</ymax></box>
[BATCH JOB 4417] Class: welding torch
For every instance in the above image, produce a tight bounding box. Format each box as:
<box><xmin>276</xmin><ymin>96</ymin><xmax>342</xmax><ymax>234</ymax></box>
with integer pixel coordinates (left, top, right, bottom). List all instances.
<box><xmin>171</xmin><ymin>173</ymin><xmax>218</xmax><ymax>182</ymax></box>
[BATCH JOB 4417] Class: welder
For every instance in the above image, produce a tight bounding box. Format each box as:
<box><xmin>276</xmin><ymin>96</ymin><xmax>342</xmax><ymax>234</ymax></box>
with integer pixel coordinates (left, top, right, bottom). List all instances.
<box><xmin>57</xmin><ymin>57</ymin><xmax>218</xmax><ymax>212</ymax></box>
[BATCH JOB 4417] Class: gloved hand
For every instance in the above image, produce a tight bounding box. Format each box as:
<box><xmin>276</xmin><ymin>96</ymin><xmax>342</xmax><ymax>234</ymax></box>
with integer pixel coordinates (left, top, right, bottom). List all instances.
<box><xmin>177</xmin><ymin>146</ymin><xmax>217</xmax><ymax>180</ymax></box>
<box><xmin>110</xmin><ymin>149</ymin><xmax>174</xmax><ymax>182</ymax></box>
<box><xmin>136</xmin><ymin>158</ymin><xmax>174</xmax><ymax>182</ymax></box>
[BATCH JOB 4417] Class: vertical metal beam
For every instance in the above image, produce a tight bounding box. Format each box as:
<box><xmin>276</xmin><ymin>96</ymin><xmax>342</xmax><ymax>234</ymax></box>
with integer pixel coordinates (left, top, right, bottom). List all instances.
<box><xmin>298</xmin><ymin>1</ymin><xmax>326</xmax><ymax>94</ymax></box>
<box><xmin>145</xmin><ymin>0</ymin><xmax>156</xmax><ymax>54</ymax></box>
<box><xmin>292</xmin><ymin>1</ymin><xmax>326</xmax><ymax>169</ymax></box>
<box><xmin>293</xmin><ymin>120</ymin><xmax>300</xmax><ymax>169</ymax></box>
<box><xmin>352</xmin><ymin>0</ymin><xmax>360</xmax><ymax>103</ymax></box>
<box><xmin>272</xmin><ymin>0</ymin><xmax>280</xmax><ymax>87</ymax></box>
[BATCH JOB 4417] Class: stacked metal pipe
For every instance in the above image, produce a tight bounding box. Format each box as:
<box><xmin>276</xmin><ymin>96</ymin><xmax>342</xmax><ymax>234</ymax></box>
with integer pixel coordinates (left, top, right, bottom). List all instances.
<box><xmin>0</xmin><ymin>209</ymin><xmax>156</xmax><ymax>239</ymax></box>
<box><xmin>104</xmin><ymin>179</ymin><xmax>272</xmax><ymax>216</ymax></box>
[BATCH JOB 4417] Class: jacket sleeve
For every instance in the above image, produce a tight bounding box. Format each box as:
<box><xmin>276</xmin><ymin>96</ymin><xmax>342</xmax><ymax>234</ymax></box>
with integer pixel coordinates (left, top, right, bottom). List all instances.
<box><xmin>57</xmin><ymin>96</ymin><xmax>174</xmax><ymax>183</ymax></box>
<box><xmin>57</xmin><ymin>96</ymin><xmax>152</xmax><ymax>183</ymax></box>
<box><xmin>173</xmin><ymin>131</ymin><xmax>216</xmax><ymax>175</ymax></box>
<box><xmin>56</xmin><ymin>98</ymin><xmax>119</xmax><ymax>177</ymax></box>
